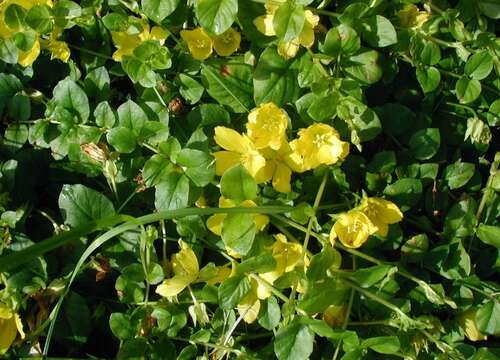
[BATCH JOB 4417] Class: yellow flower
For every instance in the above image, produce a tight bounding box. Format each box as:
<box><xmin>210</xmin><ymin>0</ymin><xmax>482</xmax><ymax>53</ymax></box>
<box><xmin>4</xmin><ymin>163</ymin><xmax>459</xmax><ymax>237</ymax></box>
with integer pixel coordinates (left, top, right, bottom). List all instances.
<box><xmin>256</xmin><ymin>234</ymin><xmax>303</xmax><ymax>299</ymax></box>
<box><xmin>206</xmin><ymin>196</ymin><xmax>269</xmax><ymax>242</ymax></box>
<box><xmin>397</xmin><ymin>4</ymin><xmax>431</xmax><ymax>28</ymax></box>
<box><xmin>277</xmin><ymin>10</ymin><xmax>319</xmax><ymax>59</ymax></box>
<box><xmin>255</xmin><ymin>140</ymin><xmax>297</xmax><ymax>193</ymax></box>
<box><xmin>111</xmin><ymin>20</ymin><xmax>167</xmax><ymax>62</ymax></box>
<box><xmin>358</xmin><ymin>196</ymin><xmax>403</xmax><ymax>237</ymax></box>
<box><xmin>254</xmin><ymin>3</ymin><xmax>319</xmax><ymax>59</ymax></box>
<box><xmin>458</xmin><ymin>309</ymin><xmax>488</xmax><ymax>342</ymax></box>
<box><xmin>41</xmin><ymin>28</ymin><xmax>70</xmax><ymax>62</ymax></box>
<box><xmin>247</xmin><ymin>102</ymin><xmax>289</xmax><ymax>150</ymax></box>
<box><xmin>290</xmin><ymin>123</ymin><xmax>349</xmax><ymax>171</ymax></box>
<box><xmin>0</xmin><ymin>304</ymin><xmax>25</xmax><ymax>355</ymax></box>
<box><xmin>156</xmin><ymin>241</ymin><xmax>199</xmax><ymax>297</ymax></box>
<box><xmin>180</xmin><ymin>27</ymin><xmax>213</xmax><ymax>61</ymax></box>
<box><xmin>213</xmin><ymin>28</ymin><xmax>241</xmax><ymax>56</ymax></box>
<box><xmin>329</xmin><ymin>210</ymin><xmax>378</xmax><ymax>248</ymax></box>
<box><xmin>237</xmin><ymin>278</ymin><xmax>261</xmax><ymax>324</ymax></box>
<box><xmin>213</xmin><ymin>126</ymin><xmax>266</xmax><ymax>178</ymax></box>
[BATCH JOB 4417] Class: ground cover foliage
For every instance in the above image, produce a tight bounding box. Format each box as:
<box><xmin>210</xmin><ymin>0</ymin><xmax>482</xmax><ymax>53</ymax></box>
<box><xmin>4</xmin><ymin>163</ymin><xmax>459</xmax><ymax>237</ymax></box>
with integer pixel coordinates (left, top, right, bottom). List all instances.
<box><xmin>0</xmin><ymin>0</ymin><xmax>499</xmax><ymax>359</ymax></box>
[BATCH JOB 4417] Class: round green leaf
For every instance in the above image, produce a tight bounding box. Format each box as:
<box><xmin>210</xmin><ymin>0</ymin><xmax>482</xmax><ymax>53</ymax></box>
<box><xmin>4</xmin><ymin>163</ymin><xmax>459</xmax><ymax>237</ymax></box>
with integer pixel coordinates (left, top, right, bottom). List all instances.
<box><xmin>409</xmin><ymin>128</ymin><xmax>440</xmax><ymax>160</ymax></box>
<box><xmin>107</xmin><ymin>127</ymin><xmax>137</xmax><ymax>153</ymax></box>
<box><xmin>220</xmin><ymin>164</ymin><xmax>257</xmax><ymax>202</ymax></box>
<box><xmin>416</xmin><ymin>66</ymin><xmax>441</xmax><ymax>93</ymax></box>
<box><xmin>464</xmin><ymin>50</ymin><xmax>494</xmax><ymax>80</ymax></box>
<box><xmin>141</xmin><ymin>0</ymin><xmax>180</xmax><ymax>23</ymax></box>
<box><xmin>455</xmin><ymin>76</ymin><xmax>481</xmax><ymax>104</ymax></box>
<box><xmin>195</xmin><ymin>0</ymin><xmax>238</xmax><ymax>35</ymax></box>
<box><xmin>273</xmin><ymin>3</ymin><xmax>305</xmax><ymax>42</ymax></box>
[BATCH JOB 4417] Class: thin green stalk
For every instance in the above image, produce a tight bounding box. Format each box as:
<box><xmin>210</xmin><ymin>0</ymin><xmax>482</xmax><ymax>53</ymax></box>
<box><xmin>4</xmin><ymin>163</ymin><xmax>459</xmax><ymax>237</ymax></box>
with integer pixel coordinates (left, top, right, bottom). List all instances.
<box><xmin>117</xmin><ymin>189</ymin><xmax>139</xmax><ymax>213</ymax></box>
<box><xmin>170</xmin><ymin>336</ymin><xmax>242</xmax><ymax>356</ymax></box>
<box><xmin>67</xmin><ymin>44</ymin><xmax>112</xmax><ymax>60</ymax></box>
<box><xmin>332</xmin><ymin>256</ymin><xmax>356</xmax><ymax>360</ymax></box>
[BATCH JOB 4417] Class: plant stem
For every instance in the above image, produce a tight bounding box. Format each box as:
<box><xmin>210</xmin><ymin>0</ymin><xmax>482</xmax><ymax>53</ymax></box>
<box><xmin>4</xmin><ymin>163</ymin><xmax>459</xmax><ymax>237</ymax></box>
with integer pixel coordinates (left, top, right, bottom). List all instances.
<box><xmin>170</xmin><ymin>336</ymin><xmax>242</xmax><ymax>356</ymax></box>
<box><xmin>332</xmin><ymin>256</ymin><xmax>356</xmax><ymax>360</ymax></box>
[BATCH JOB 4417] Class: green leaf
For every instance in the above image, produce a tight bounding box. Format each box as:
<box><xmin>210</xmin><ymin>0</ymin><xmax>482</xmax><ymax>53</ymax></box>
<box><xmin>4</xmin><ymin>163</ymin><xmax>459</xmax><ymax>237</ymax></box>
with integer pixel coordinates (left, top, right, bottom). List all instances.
<box><xmin>455</xmin><ymin>76</ymin><xmax>481</xmax><ymax>104</ymax></box>
<box><xmin>53</xmin><ymin>78</ymin><xmax>90</xmax><ymax>123</ymax></box>
<box><xmin>220</xmin><ymin>164</ymin><xmax>257</xmax><ymax>202</ymax></box>
<box><xmin>109</xmin><ymin>313</ymin><xmax>135</xmax><ymax>340</ymax></box>
<box><xmin>176</xmin><ymin>148</ymin><xmax>215</xmax><ymax>187</ymax></box>
<box><xmin>254</xmin><ymin>47</ymin><xmax>302</xmax><ymax>106</ymax></box>
<box><xmin>218</xmin><ymin>274</ymin><xmax>251</xmax><ymax>309</ymax></box>
<box><xmin>416</xmin><ymin>66</ymin><xmax>441</xmax><ymax>93</ymax></box>
<box><xmin>221</xmin><ymin>213</ymin><xmax>256</xmax><ymax>256</ymax></box>
<box><xmin>476</xmin><ymin>301</ymin><xmax>500</xmax><ymax>335</ymax></box>
<box><xmin>142</xmin><ymin>154</ymin><xmax>173</xmax><ymax>187</ymax></box>
<box><xmin>13</xmin><ymin>30</ymin><xmax>37</xmax><ymax>52</ymax></box>
<box><xmin>4</xmin><ymin>4</ymin><xmax>26</xmax><ymax>29</ymax></box>
<box><xmin>258</xmin><ymin>296</ymin><xmax>281</xmax><ymax>330</ymax></box>
<box><xmin>195</xmin><ymin>0</ymin><xmax>238</xmax><ymax>35</ymax></box>
<box><xmin>322</xmin><ymin>27</ymin><xmax>341</xmax><ymax>57</ymax></box>
<box><xmin>418</xmin><ymin>41</ymin><xmax>441</xmax><ymax>66</ymax></box>
<box><xmin>464</xmin><ymin>50</ymin><xmax>494</xmax><ymax>80</ymax></box>
<box><xmin>478</xmin><ymin>0</ymin><xmax>500</xmax><ymax>19</ymax></box>
<box><xmin>363</xmin><ymin>15</ymin><xmax>397</xmax><ymax>48</ymax></box>
<box><xmin>409</xmin><ymin>128</ymin><xmax>440</xmax><ymax>160</ymax></box>
<box><xmin>444</xmin><ymin>162</ymin><xmax>475</xmax><ymax>190</ymax></box>
<box><xmin>298</xmin><ymin>278</ymin><xmax>342</xmax><ymax>313</ymax></box>
<box><xmin>362</xmin><ymin>336</ymin><xmax>400</xmax><ymax>354</ymax></box>
<box><xmin>237</xmin><ymin>253</ymin><xmax>276</xmax><ymax>275</ymax></box>
<box><xmin>107</xmin><ymin>127</ymin><xmax>137</xmax><ymax>153</ymax></box>
<box><xmin>117</xmin><ymin>100</ymin><xmax>147</xmax><ymax>136</ymax></box>
<box><xmin>201</xmin><ymin>59</ymin><xmax>254</xmax><ymax>113</ymax></box>
<box><xmin>58</xmin><ymin>184</ymin><xmax>115</xmax><ymax>227</ymax></box>
<box><xmin>344</xmin><ymin>49</ymin><xmax>383</xmax><ymax>85</ymax></box>
<box><xmin>384</xmin><ymin>178</ymin><xmax>422</xmax><ymax>211</ymax></box>
<box><xmin>4</xmin><ymin>123</ymin><xmax>28</xmax><ymax>151</ymax></box>
<box><xmin>443</xmin><ymin>198</ymin><xmax>477</xmax><ymax>239</ymax></box>
<box><xmin>273</xmin><ymin>3</ymin><xmax>305</xmax><ymax>42</ymax></box>
<box><xmin>476</xmin><ymin>224</ymin><xmax>500</xmax><ymax>249</ymax></box>
<box><xmin>178</xmin><ymin>74</ymin><xmax>204</xmax><ymax>105</ymax></box>
<box><xmin>274</xmin><ymin>320</ymin><xmax>314</xmax><ymax>360</ymax></box>
<box><xmin>94</xmin><ymin>101</ymin><xmax>116</xmax><ymax>129</ymax></box>
<box><xmin>155</xmin><ymin>172</ymin><xmax>190</xmax><ymax>211</ymax></box>
<box><xmin>25</xmin><ymin>4</ymin><xmax>53</xmax><ymax>33</ymax></box>
<box><xmin>53</xmin><ymin>0</ymin><xmax>81</xmax><ymax>28</ymax></box>
<box><xmin>54</xmin><ymin>292</ymin><xmax>91</xmax><ymax>346</ymax></box>
<box><xmin>349</xmin><ymin>265</ymin><xmax>395</xmax><ymax>288</ymax></box>
<box><xmin>141</xmin><ymin>0</ymin><xmax>180</xmax><ymax>23</ymax></box>
<box><xmin>0</xmin><ymin>38</ymin><xmax>18</xmax><ymax>64</ymax></box>
<box><xmin>337</xmin><ymin>24</ymin><xmax>360</xmax><ymax>55</ymax></box>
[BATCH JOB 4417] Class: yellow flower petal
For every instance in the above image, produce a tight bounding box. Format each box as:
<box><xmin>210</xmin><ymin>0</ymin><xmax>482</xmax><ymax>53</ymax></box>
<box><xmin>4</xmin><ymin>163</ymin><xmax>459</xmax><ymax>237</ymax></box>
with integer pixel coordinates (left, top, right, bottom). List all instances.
<box><xmin>0</xmin><ymin>305</ymin><xmax>21</xmax><ymax>355</ymax></box>
<box><xmin>214</xmin><ymin>126</ymin><xmax>250</xmax><ymax>153</ymax></box>
<box><xmin>156</xmin><ymin>242</ymin><xmax>199</xmax><ymax>297</ymax></box>
<box><xmin>213</xmin><ymin>151</ymin><xmax>241</xmax><ymax>176</ymax></box>
<box><xmin>180</xmin><ymin>27</ymin><xmax>213</xmax><ymax>61</ymax></box>
<box><xmin>213</xmin><ymin>28</ymin><xmax>241</xmax><ymax>56</ymax></box>
<box><xmin>45</xmin><ymin>39</ymin><xmax>71</xmax><ymax>62</ymax></box>
<box><xmin>150</xmin><ymin>26</ymin><xmax>168</xmax><ymax>44</ymax></box>
<box><xmin>333</xmin><ymin>210</ymin><xmax>377</xmax><ymax>248</ymax></box>
<box><xmin>206</xmin><ymin>213</ymin><xmax>225</xmax><ymax>235</ymax></box>
<box><xmin>247</xmin><ymin>102</ymin><xmax>289</xmax><ymax>150</ymax></box>
<box><xmin>18</xmin><ymin>39</ymin><xmax>40</xmax><ymax>67</ymax></box>
<box><xmin>273</xmin><ymin>162</ymin><xmax>292</xmax><ymax>193</ymax></box>
<box><xmin>255</xmin><ymin>161</ymin><xmax>275</xmax><ymax>184</ymax></box>
<box><xmin>359</xmin><ymin>197</ymin><xmax>403</xmax><ymax>236</ymax></box>
<box><xmin>277</xmin><ymin>39</ymin><xmax>300</xmax><ymax>59</ymax></box>
<box><xmin>253</xmin><ymin>14</ymin><xmax>276</xmax><ymax>36</ymax></box>
<box><xmin>237</xmin><ymin>279</ymin><xmax>261</xmax><ymax>323</ymax></box>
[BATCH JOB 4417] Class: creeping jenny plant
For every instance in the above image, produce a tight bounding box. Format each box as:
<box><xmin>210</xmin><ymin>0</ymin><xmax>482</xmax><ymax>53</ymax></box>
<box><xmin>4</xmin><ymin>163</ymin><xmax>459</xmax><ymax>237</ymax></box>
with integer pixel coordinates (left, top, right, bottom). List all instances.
<box><xmin>0</xmin><ymin>0</ymin><xmax>499</xmax><ymax>359</ymax></box>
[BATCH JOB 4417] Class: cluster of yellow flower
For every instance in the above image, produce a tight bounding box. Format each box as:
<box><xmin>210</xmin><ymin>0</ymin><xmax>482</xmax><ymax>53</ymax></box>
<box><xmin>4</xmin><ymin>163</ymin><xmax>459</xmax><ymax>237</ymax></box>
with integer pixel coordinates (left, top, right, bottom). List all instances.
<box><xmin>213</xmin><ymin>102</ymin><xmax>350</xmax><ymax>194</ymax></box>
<box><xmin>111</xmin><ymin>19</ymin><xmax>168</xmax><ymax>62</ymax></box>
<box><xmin>0</xmin><ymin>0</ymin><xmax>70</xmax><ymax>67</ymax></box>
<box><xmin>397</xmin><ymin>4</ymin><xmax>431</xmax><ymax>28</ymax></box>
<box><xmin>180</xmin><ymin>27</ymin><xmax>241</xmax><ymax>61</ymax></box>
<box><xmin>155</xmin><ymin>235</ymin><xmax>306</xmax><ymax>324</ymax></box>
<box><xmin>254</xmin><ymin>1</ymin><xmax>319</xmax><ymax>59</ymax></box>
<box><xmin>330</xmin><ymin>196</ymin><xmax>403</xmax><ymax>249</ymax></box>
<box><xmin>0</xmin><ymin>303</ymin><xmax>24</xmax><ymax>355</ymax></box>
